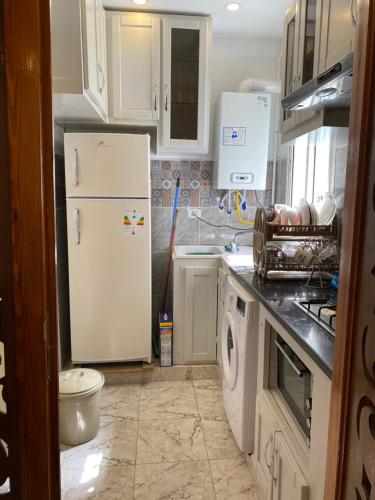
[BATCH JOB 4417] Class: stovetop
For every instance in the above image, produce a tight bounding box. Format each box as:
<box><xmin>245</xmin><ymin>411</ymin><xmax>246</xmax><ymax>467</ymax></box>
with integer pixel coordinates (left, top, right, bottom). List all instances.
<box><xmin>294</xmin><ymin>298</ymin><xmax>337</xmax><ymax>336</ymax></box>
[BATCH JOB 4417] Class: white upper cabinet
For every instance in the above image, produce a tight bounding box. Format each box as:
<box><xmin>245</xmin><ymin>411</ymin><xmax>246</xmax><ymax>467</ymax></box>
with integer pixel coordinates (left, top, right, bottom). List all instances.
<box><xmin>297</xmin><ymin>0</ymin><xmax>321</xmax><ymax>87</ymax></box>
<box><xmin>161</xmin><ymin>17</ymin><xmax>211</xmax><ymax>154</ymax></box>
<box><xmin>106</xmin><ymin>12</ymin><xmax>160</xmax><ymax>122</ymax></box>
<box><xmin>280</xmin><ymin>3</ymin><xmax>301</xmax><ymax>132</ymax></box>
<box><xmin>318</xmin><ymin>0</ymin><xmax>355</xmax><ymax>73</ymax></box>
<box><xmin>52</xmin><ymin>0</ymin><xmax>108</xmax><ymax>122</ymax></box>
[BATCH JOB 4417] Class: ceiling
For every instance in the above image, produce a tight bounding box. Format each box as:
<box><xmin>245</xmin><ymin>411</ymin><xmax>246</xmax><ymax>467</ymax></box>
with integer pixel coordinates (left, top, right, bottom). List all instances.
<box><xmin>102</xmin><ymin>0</ymin><xmax>291</xmax><ymax>38</ymax></box>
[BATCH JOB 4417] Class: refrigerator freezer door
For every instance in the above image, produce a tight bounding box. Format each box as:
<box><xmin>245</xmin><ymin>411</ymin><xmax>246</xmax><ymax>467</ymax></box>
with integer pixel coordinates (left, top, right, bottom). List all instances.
<box><xmin>64</xmin><ymin>133</ymin><xmax>151</xmax><ymax>198</ymax></box>
<box><xmin>66</xmin><ymin>198</ymin><xmax>152</xmax><ymax>363</ymax></box>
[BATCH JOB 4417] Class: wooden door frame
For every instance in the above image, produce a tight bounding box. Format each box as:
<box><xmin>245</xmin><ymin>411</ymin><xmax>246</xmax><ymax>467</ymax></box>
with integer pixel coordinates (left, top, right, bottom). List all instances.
<box><xmin>1</xmin><ymin>0</ymin><xmax>375</xmax><ymax>498</ymax></box>
<box><xmin>1</xmin><ymin>0</ymin><xmax>60</xmax><ymax>498</ymax></box>
<box><xmin>325</xmin><ymin>1</ymin><xmax>375</xmax><ymax>498</ymax></box>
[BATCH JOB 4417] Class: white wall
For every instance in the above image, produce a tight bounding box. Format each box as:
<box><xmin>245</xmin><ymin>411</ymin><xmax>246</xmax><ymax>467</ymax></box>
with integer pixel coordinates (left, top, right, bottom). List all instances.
<box><xmin>207</xmin><ymin>36</ymin><xmax>281</xmax><ymax>159</ymax></box>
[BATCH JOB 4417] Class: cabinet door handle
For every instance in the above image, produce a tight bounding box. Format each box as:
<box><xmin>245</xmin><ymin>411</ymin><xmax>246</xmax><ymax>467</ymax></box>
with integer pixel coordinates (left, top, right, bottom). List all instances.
<box><xmin>72</xmin><ymin>148</ymin><xmax>79</xmax><ymax>187</ymax></box>
<box><xmin>98</xmin><ymin>63</ymin><xmax>105</xmax><ymax>94</ymax></box>
<box><xmin>271</xmin><ymin>447</ymin><xmax>279</xmax><ymax>482</ymax></box>
<box><xmin>350</xmin><ymin>0</ymin><xmax>357</xmax><ymax>26</ymax></box>
<box><xmin>164</xmin><ymin>84</ymin><xmax>169</xmax><ymax>112</ymax></box>
<box><xmin>73</xmin><ymin>209</ymin><xmax>80</xmax><ymax>245</ymax></box>
<box><xmin>289</xmin><ymin>77</ymin><xmax>295</xmax><ymax>94</ymax></box>
<box><xmin>274</xmin><ymin>338</ymin><xmax>305</xmax><ymax>377</ymax></box>
<box><xmin>264</xmin><ymin>434</ymin><xmax>273</xmax><ymax>473</ymax></box>
<box><xmin>153</xmin><ymin>84</ymin><xmax>158</xmax><ymax>112</ymax></box>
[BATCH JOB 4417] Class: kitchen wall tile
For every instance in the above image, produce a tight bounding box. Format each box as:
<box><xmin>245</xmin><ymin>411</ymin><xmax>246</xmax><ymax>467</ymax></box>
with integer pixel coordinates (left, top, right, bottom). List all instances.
<box><xmin>174</xmin><ymin>208</ymin><xmax>199</xmax><ymax>245</ymax></box>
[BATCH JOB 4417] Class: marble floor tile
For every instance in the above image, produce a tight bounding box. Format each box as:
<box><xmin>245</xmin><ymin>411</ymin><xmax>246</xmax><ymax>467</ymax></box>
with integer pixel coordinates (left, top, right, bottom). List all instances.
<box><xmin>201</xmin><ymin>419</ymin><xmax>243</xmax><ymax>460</ymax></box>
<box><xmin>134</xmin><ymin>461</ymin><xmax>215</xmax><ymax>500</ymax></box>
<box><xmin>62</xmin><ymin>420</ymin><xmax>138</xmax><ymax>468</ymax></box>
<box><xmin>141</xmin><ymin>380</ymin><xmax>192</xmax><ymax>390</ymax></box>
<box><xmin>137</xmin><ymin>418</ymin><xmax>207</xmax><ymax>464</ymax></box>
<box><xmin>191</xmin><ymin>365</ymin><xmax>218</xmax><ymax>380</ymax></box>
<box><xmin>61</xmin><ymin>465</ymin><xmax>134</xmax><ymax>499</ymax></box>
<box><xmin>194</xmin><ymin>386</ymin><xmax>227</xmax><ymax>420</ymax></box>
<box><xmin>151</xmin><ymin>364</ymin><xmax>193</xmax><ymax>382</ymax></box>
<box><xmin>210</xmin><ymin>458</ymin><xmax>259</xmax><ymax>500</ymax></box>
<box><xmin>100</xmin><ymin>384</ymin><xmax>140</xmax><ymax>423</ymax></box>
<box><xmin>139</xmin><ymin>385</ymin><xmax>198</xmax><ymax>420</ymax></box>
<box><xmin>192</xmin><ymin>378</ymin><xmax>221</xmax><ymax>390</ymax></box>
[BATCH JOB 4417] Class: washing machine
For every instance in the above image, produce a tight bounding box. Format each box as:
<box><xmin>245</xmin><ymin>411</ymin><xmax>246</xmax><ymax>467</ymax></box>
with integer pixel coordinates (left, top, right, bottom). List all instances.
<box><xmin>222</xmin><ymin>276</ymin><xmax>259</xmax><ymax>453</ymax></box>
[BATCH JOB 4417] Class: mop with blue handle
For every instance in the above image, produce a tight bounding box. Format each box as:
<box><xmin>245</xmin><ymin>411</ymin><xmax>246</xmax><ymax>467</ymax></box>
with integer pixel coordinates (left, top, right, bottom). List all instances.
<box><xmin>153</xmin><ymin>178</ymin><xmax>180</xmax><ymax>361</ymax></box>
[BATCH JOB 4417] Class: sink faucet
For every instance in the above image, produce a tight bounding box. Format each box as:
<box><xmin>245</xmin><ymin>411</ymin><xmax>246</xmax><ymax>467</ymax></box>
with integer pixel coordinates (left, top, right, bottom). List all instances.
<box><xmin>225</xmin><ymin>231</ymin><xmax>251</xmax><ymax>252</ymax></box>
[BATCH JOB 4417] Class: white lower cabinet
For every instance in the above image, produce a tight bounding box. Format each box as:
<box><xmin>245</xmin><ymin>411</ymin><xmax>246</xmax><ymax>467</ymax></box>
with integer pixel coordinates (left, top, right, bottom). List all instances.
<box><xmin>172</xmin><ymin>257</ymin><xmax>218</xmax><ymax>364</ymax></box>
<box><xmin>273</xmin><ymin>432</ymin><xmax>309</xmax><ymax>500</ymax></box>
<box><xmin>255</xmin><ymin>396</ymin><xmax>309</xmax><ymax>500</ymax></box>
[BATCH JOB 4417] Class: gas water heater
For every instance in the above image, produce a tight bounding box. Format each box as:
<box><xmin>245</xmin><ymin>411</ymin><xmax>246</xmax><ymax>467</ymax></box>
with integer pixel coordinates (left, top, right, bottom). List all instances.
<box><xmin>213</xmin><ymin>92</ymin><xmax>271</xmax><ymax>190</ymax></box>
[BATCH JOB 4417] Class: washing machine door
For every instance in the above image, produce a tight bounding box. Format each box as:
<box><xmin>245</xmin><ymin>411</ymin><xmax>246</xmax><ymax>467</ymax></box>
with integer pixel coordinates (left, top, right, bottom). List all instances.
<box><xmin>221</xmin><ymin>310</ymin><xmax>239</xmax><ymax>390</ymax></box>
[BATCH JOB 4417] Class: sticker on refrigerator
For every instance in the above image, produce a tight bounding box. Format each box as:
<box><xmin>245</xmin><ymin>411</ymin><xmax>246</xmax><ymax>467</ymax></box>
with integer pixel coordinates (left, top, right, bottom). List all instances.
<box><xmin>222</xmin><ymin>127</ymin><xmax>246</xmax><ymax>146</ymax></box>
<box><xmin>123</xmin><ymin>210</ymin><xmax>145</xmax><ymax>235</ymax></box>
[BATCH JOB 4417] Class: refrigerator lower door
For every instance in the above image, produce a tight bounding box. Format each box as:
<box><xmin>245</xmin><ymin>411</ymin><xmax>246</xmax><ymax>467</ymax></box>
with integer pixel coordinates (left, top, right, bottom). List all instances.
<box><xmin>66</xmin><ymin>198</ymin><xmax>152</xmax><ymax>363</ymax></box>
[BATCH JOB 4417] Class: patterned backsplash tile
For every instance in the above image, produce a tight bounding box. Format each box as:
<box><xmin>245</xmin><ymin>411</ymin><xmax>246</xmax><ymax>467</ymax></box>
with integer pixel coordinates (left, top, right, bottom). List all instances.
<box><xmin>151</xmin><ymin>159</ymin><xmax>273</xmax><ymax>209</ymax></box>
<box><xmin>149</xmin><ymin>159</ymin><xmax>273</xmax><ymax>332</ymax></box>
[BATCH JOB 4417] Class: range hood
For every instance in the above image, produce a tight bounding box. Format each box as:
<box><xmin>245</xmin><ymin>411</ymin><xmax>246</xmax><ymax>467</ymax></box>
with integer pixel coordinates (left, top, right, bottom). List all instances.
<box><xmin>281</xmin><ymin>52</ymin><xmax>354</xmax><ymax>111</ymax></box>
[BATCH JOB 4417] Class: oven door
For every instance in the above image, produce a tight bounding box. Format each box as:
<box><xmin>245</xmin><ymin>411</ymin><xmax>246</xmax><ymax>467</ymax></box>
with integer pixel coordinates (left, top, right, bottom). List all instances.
<box><xmin>269</xmin><ymin>329</ymin><xmax>312</xmax><ymax>440</ymax></box>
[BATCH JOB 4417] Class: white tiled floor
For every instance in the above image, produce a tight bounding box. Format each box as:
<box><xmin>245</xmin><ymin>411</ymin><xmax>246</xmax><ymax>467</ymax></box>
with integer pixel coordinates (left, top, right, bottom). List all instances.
<box><xmin>60</xmin><ymin>379</ymin><xmax>260</xmax><ymax>499</ymax></box>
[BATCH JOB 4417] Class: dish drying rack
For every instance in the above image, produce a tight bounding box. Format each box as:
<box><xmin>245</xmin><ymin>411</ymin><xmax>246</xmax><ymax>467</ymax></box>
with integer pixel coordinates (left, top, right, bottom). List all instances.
<box><xmin>253</xmin><ymin>208</ymin><xmax>339</xmax><ymax>279</ymax></box>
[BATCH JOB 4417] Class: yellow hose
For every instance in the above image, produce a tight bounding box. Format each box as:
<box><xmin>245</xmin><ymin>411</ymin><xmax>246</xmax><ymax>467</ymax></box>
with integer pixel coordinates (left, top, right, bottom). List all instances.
<box><xmin>235</xmin><ymin>190</ymin><xmax>254</xmax><ymax>225</ymax></box>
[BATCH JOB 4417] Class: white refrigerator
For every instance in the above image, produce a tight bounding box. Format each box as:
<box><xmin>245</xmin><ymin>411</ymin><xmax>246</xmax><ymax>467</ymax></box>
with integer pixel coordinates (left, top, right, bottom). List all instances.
<box><xmin>64</xmin><ymin>133</ymin><xmax>152</xmax><ymax>364</ymax></box>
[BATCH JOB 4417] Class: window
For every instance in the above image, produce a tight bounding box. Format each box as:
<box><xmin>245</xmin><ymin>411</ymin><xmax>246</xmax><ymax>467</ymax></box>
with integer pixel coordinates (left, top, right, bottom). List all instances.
<box><xmin>290</xmin><ymin>130</ymin><xmax>334</xmax><ymax>207</ymax></box>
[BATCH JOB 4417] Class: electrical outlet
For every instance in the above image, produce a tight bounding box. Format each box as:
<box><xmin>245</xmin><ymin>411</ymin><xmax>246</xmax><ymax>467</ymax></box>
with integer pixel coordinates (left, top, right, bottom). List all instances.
<box><xmin>187</xmin><ymin>208</ymin><xmax>202</xmax><ymax>219</ymax></box>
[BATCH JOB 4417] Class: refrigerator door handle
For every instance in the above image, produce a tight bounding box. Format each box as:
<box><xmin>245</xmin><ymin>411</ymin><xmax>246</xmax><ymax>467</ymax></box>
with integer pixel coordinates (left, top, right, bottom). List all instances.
<box><xmin>72</xmin><ymin>148</ymin><xmax>79</xmax><ymax>187</ymax></box>
<box><xmin>73</xmin><ymin>209</ymin><xmax>80</xmax><ymax>245</ymax></box>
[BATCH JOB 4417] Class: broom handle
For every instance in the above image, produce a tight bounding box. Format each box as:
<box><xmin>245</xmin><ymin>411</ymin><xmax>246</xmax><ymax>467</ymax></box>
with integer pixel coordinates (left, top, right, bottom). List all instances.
<box><xmin>160</xmin><ymin>208</ymin><xmax>179</xmax><ymax>313</ymax></box>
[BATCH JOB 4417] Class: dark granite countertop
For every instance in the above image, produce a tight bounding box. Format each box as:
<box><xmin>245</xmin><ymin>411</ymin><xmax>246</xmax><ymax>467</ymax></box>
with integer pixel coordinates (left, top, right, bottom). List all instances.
<box><xmin>230</xmin><ymin>269</ymin><xmax>336</xmax><ymax>379</ymax></box>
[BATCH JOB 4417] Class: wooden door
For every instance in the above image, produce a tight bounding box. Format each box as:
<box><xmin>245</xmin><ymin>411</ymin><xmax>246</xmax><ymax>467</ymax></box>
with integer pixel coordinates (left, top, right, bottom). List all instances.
<box><xmin>0</xmin><ymin>3</ymin><xmax>19</xmax><ymax>496</ymax></box>
<box><xmin>1</xmin><ymin>0</ymin><xmax>60</xmax><ymax>498</ymax></box>
<box><xmin>324</xmin><ymin>1</ymin><xmax>375</xmax><ymax>499</ymax></box>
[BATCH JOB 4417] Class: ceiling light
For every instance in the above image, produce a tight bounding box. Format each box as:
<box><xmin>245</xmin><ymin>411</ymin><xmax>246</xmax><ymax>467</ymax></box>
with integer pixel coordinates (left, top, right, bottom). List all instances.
<box><xmin>226</xmin><ymin>2</ymin><xmax>240</xmax><ymax>12</ymax></box>
<box><xmin>132</xmin><ymin>0</ymin><xmax>147</xmax><ymax>5</ymax></box>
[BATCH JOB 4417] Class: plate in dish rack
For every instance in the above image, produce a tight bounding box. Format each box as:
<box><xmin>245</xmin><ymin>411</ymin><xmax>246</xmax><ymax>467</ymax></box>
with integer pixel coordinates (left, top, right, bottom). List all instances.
<box><xmin>314</xmin><ymin>193</ymin><xmax>337</xmax><ymax>225</ymax></box>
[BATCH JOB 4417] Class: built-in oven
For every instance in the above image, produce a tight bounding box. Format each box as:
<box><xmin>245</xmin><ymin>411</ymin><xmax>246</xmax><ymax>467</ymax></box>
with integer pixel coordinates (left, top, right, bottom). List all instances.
<box><xmin>268</xmin><ymin>327</ymin><xmax>313</xmax><ymax>443</ymax></box>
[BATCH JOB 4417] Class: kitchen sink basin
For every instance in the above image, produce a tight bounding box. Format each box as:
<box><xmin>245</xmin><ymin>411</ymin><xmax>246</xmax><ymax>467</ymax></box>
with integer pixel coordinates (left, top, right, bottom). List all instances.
<box><xmin>173</xmin><ymin>245</ymin><xmax>225</xmax><ymax>258</ymax></box>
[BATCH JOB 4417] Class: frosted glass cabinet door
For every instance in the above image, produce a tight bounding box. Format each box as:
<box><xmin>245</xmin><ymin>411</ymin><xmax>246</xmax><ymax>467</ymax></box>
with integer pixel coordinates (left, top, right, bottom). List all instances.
<box><xmin>318</xmin><ymin>0</ymin><xmax>355</xmax><ymax>73</ymax></box>
<box><xmin>280</xmin><ymin>2</ymin><xmax>301</xmax><ymax>133</ymax></box>
<box><xmin>297</xmin><ymin>0</ymin><xmax>320</xmax><ymax>86</ymax></box>
<box><xmin>162</xmin><ymin>17</ymin><xmax>211</xmax><ymax>153</ymax></box>
<box><xmin>107</xmin><ymin>12</ymin><xmax>160</xmax><ymax>121</ymax></box>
